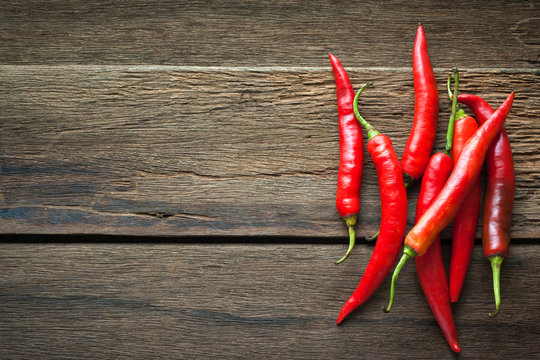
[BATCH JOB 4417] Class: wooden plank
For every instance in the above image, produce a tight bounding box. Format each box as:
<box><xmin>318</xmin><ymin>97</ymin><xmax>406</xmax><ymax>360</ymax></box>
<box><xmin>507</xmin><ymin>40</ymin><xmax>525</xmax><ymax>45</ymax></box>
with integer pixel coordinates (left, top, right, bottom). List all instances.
<box><xmin>0</xmin><ymin>243</ymin><xmax>537</xmax><ymax>359</ymax></box>
<box><xmin>0</xmin><ymin>1</ymin><xmax>538</xmax><ymax>68</ymax></box>
<box><xmin>1</xmin><ymin>68</ymin><xmax>538</xmax><ymax>237</ymax></box>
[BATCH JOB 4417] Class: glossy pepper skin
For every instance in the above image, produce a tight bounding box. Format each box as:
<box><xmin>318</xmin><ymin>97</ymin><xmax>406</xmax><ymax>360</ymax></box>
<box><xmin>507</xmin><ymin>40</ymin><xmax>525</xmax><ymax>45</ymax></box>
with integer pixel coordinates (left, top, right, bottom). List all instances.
<box><xmin>405</xmin><ymin>92</ymin><xmax>514</xmax><ymax>257</ymax></box>
<box><xmin>458</xmin><ymin>94</ymin><xmax>515</xmax><ymax>316</ymax></box>
<box><xmin>336</xmin><ymin>84</ymin><xmax>407</xmax><ymax>324</ymax></box>
<box><xmin>385</xmin><ymin>91</ymin><xmax>515</xmax><ymax>312</ymax></box>
<box><xmin>415</xmin><ymin>153</ymin><xmax>460</xmax><ymax>353</ymax></box>
<box><xmin>329</xmin><ymin>54</ymin><xmax>363</xmax><ymax>264</ymax></box>
<box><xmin>449</xmin><ymin>108</ymin><xmax>481</xmax><ymax>303</ymax></box>
<box><xmin>401</xmin><ymin>24</ymin><xmax>439</xmax><ymax>185</ymax></box>
<box><xmin>413</xmin><ymin>70</ymin><xmax>460</xmax><ymax>353</ymax></box>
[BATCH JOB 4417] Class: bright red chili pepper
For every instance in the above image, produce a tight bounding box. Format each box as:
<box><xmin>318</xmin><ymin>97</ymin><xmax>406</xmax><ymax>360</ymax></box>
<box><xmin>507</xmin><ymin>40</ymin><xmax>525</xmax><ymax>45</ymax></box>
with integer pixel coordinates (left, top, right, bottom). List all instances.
<box><xmin>385</xmin><ymin>91</ymin><xmax>515</xmax><ymax>312</ymax></box>
<box><xmin>365</xmin><ymin>24</ymin><xmax>437</xmax><ymax>244</ymax></box>
<box><xmin>414</xmin><ymin>70</ymin><xmax>460</xmax><ymax>353</ymax></box>
<box><xmin>416</xmin><ymin>155</ymin><xmax>459</xmax><ymax>352</ymax></box>
<box><xmin>448</xmin><ymin>78</ymin><xmax>482</xmax><ymax>303</ymax></box>
<box><xmin>329</xmin><ymin>54</ymin><xmax>363</xmax><ymax>264</ymax></box>
<box><xmin>336</xmin><ymin>83</ymin><xmax>407</xmax><ymax>324</ymax></box>
<box><xmin>400</xmin><ymin>24</ymin><xmax>439</xmax><ymax>186</ymax></box>
<box><xmin>458</xmin><ymin>93</ymin><xmax>515</xmax><ymax>316</ymax></box>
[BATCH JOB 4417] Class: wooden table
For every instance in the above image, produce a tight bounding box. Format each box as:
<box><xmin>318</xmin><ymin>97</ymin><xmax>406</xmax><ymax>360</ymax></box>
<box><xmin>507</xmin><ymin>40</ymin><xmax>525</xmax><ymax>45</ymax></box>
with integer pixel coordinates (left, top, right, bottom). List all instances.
<box><xmin>1</xmin><ymin>1</ymin><xmax>539</xmax><ymax>358</ymax></box>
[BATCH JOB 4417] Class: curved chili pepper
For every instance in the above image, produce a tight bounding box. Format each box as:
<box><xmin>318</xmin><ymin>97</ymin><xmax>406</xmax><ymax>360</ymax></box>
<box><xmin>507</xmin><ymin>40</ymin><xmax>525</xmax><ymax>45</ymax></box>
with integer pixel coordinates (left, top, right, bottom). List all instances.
<box><xmin>385</xmin><ymin>91</ymin><xmax>515</xmax><ymax>312</ymax></box>
<box><xmin>329</xmin><ymin>54</ymin><xmax>363</xmax><ymax>264</ymax></box>
<box><xmin>458</xmin><ymin>93</ymin><xmax>515</xmax><ymax>316</ymax></box>
<box><xmin>336</xmin><ymin>83</ymin><xmax>407</xmax><ymax>324</ymax></box>
<box><xmin>400</xmin><ymin>24</ymin><xmax>439</xmax><ymax>186</ymax></box>
<box><xmin>414</xmin><ymin>70</ymin><xmax>460</xmax><ymax>353</ymax></box>
<box><xmin>448</xmin><ymin>78</ymin><xmax>482</xmax><ymax>303</ymax></box>
<box><xmin>365</xmin><ymin>24</ymin><xmax>438</xmax><ymax>243</ymax></box>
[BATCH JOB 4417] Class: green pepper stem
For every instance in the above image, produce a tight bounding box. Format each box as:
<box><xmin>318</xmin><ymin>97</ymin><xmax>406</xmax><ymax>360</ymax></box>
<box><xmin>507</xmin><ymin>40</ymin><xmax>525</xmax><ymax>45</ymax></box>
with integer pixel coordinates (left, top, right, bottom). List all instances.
<box><xmin>335</xmin><ymin>215</ymin><xmax>357</xmax><ymax>264</ymax></box>
<box><xmin>488</xmin><ymin>255</ymin><xmax>504</xmax><ymax>317</ymax></box>
<box><xmin>365</xmin><ymin>229</ymin><xmax>379</xmax><ymax>242</ymax></box>
<box><xmin>445</xmin><ymin>68</ymin><xmax>460</xmax><ymax>155</ymax></box>
<box><xmin>383</xmin><ymin>245</ymin><xmax>417</xmax><ymax>312</ymax></box>
<box><xmin>353</xmin><ymin>82</ymin><xmax>379</xmax><ymax>140</ymax></box>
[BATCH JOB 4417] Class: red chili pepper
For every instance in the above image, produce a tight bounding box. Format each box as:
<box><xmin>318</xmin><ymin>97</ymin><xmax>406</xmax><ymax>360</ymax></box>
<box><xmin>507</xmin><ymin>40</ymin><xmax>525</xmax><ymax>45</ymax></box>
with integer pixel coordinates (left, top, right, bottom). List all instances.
<box><xmin>385</xmin><ymin>91</ymin><xmax>515</xmax><ymax>312</ymax></box>
<box><xmin>365</xmin><ymin>24</ymin><xmax>437</xmax><ymax>243</ymax></box>
<box><xmin>336</xmin><ymin>83</ymin><xmax>407</xmax><ymax>324</ymax></box>
<box><xmin>329</xmin><ymin>54</ymin><xmax>363</xmax><ymax>264</ymax></box>
<box><xmin>414</xmin><ymin>70</ymin><xmax>460</xmax><ymax>353</ymax></box>
<box><xmin>458</xmin><ymin>93</ymin><xmax>515</xmax><ymax>316</ymax></box>
<box><xmin>448</xmin><ymin>78</ymin><xmax>482</xmax><ymax>303</ymax></box>
<box><xmin>400</xmin><ymin>24</ymin><xmax>439</xmax><ymax>186</ymax></box>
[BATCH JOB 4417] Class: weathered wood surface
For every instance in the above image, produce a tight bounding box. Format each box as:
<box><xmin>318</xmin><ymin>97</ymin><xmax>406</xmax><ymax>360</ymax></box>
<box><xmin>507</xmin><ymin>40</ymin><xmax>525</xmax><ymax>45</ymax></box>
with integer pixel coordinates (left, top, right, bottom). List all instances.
<box><xmin>0</xmin><ymin>0</ymin><xmax>538</xmax><ymax>68</ymax></box>
<box><xmin>1</xmin><ymin>0</ymin><xmax>539</xmax><ymax>237</ymax></box>
<box><xmin>1</xmin><ymin>1</ymin><xmax>539</xmax><ymax>359</ymax></box>
<box><xmin>0</xmin><ymin>243</ymin><xmax>538</xmax><ymax>359</ymax></box>
<box><xmin>1</xmin><ymin>68</ymin><xmax>538</xmax><ymax>237</ymax></box>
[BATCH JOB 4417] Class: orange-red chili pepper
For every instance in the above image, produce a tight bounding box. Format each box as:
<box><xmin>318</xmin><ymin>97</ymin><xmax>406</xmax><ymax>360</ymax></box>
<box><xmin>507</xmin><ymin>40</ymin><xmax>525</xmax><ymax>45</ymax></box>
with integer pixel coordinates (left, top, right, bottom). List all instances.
<box><xmin>329</xmin><ymin>54</ymin><xmax>363</xmax><ymax>264</ymax></box>
<box><xmin>458</xmin><ymin>93</ymin><xmax>515</xmax><ymax>316</ymax></box>
<box><xmin>448</xmin><ymin>78</ymin><xmax>482</xmax><ymax>303</ymax></box>
<box><xmin>385</xmin><ymin>91</ymin><xmax>515</xmax><ymax>312</ymax></box>
<box><xmin>400</xmin><ymin>24</ymin><xmax>439</xmax><ymax>186</ymax></box>
<box><xmin>336</xmin><ymin>83</ymin><xmax>407</xmax><ymax>324</ymax></box>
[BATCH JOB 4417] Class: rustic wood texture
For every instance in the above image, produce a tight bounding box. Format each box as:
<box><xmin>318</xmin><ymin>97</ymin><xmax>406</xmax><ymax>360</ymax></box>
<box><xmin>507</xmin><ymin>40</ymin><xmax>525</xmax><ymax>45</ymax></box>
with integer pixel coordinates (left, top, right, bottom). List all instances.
<box><xmin>0</xmin><ymin>1</ymin><xmax>538</xmax><ymax>68</ymax></box>
<box><xmin>1</xmin><ymin>1</ymin><xmax>539</xmax><ymax>358</ymax></box>
<box><xmin>1</xmin><ymin>68</ymin><xmax>538</xmax><ymax>237</ymax></box>
<box><xmin>0</xmin><ymin>243</ymin><xmax>538</xmax><ymax>359</ymax></box>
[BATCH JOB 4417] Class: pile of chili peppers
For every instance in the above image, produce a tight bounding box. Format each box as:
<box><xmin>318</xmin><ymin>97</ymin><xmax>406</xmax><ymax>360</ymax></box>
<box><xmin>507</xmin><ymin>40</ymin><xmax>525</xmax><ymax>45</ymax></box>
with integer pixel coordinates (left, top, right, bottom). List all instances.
<box><xmin>329</xmin><ymin>24</ymin><xmax>515</xmax><ymax>353</ymax></box>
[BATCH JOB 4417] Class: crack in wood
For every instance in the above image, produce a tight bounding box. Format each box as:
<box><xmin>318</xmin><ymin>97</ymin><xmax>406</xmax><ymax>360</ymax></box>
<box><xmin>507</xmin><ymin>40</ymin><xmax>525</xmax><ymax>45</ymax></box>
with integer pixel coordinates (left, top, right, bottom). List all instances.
<box><xmin>133</xmin><ymin>167</ymin><xmax>338</xmax><ymax>181</ymax></box>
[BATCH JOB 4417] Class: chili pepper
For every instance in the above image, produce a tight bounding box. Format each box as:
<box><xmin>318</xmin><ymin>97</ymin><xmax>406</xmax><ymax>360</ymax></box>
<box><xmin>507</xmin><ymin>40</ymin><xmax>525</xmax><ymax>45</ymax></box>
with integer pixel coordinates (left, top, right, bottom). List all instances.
<box><xmin>414</xmin><ymin>70</ymin><xmax>460</xmax><ymax>353</ymax></box>
<box><xmin>400</xmin><ymin>24</ymin><xmax>439</xmax><ymax>186</ymax></box>
<box><xmin>447</xmin><ymin>76</ymin><xmax>482</xmax><ymax>303</ymax></box>
<box><xmin>458</xmin><ymin>93</ymin><xmax>515</xmax><ymax>316</ymax></box>
<box><xmin>329</xmin><ymin>54</ymin><xmax>363</xmax><ymax>264</ymax></box>
<box><xmin>336</xmin><ymin>83</ymin><xmax>407</xmax><ymax>324</ymax></box>
<box><xmin>365</xmin><ymin>24</ymin><xmax>437</xmax><ymax>243</ymax></box>
<box><xmin>385</xmin><ymin>90</ymin><xmax>515</xmax><ymax>312</ymax></box>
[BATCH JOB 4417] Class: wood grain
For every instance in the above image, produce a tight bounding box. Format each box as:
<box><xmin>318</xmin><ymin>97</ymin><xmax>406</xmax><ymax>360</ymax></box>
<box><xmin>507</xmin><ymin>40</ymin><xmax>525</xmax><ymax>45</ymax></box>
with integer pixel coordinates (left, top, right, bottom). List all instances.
<box><xmin>0</xmin><ymin>243</ymin><xmax>537</xmax><ymax>359</ymax></box>
<box><xmin>1</xmin><ymin>67</ymin><xmax>538</xmax><ymax>237</ymax></box>
<box><xmin>0</xmin><ymin>1</ymin><xmax>538</xmax><ymax>68</ymax></box>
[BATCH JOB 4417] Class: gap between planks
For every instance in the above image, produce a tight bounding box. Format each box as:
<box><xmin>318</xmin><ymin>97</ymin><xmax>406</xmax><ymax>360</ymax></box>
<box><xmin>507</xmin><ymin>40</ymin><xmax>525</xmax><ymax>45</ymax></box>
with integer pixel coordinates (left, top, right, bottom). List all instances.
<box><xmin>0</xmin><ymin>65</ymin><xmax>538</xmax><ymax>74</ymax></box>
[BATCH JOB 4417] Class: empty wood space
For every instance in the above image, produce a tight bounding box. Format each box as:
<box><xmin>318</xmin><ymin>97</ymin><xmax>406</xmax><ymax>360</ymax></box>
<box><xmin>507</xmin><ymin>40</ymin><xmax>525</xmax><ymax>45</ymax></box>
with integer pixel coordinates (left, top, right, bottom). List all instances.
<box><xmin>1</xmin><ymin>1</ymin><xmax>539</xmax><ymax>359</ymax></box>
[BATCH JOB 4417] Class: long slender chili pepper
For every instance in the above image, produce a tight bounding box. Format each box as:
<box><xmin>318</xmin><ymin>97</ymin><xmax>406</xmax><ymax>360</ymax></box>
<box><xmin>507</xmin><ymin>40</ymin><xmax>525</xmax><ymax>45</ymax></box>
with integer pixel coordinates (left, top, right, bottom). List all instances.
<box><xmin>336</xmin><ymin>83</ymin><xmax>407</xmax><ymax>324</ymax></box>
<box><xmin>414</xmin><ymin>70</ymin><xmax>460</xmax><ymax>353</ymax></box>
<box><xmin>458</xmin><ymin>93</ymin><xmax>515</xmax><ymax>316</ymax></box>
<box><xmin>448</xmin><ymin>74</ymin><xmax>482</xmax><ymax>303</ymax></box>
<box><xmin>385</xmin><ymin>91</ymin><xmax>515</xmax><ymax>312</ymax></box>
<box><xmin>400</xmin><ymin>24</ymin><xmax>439</xmax><ymax>186</ymax></box>
<box><xmin>329</xmin><ymin>54</ymin><xmax>363</xmax><ymax>264</ymax></box>
<box><xmin>365</xmin><ymin>24</ymin><xmax>438</xmax><ymax>243</ymax></box>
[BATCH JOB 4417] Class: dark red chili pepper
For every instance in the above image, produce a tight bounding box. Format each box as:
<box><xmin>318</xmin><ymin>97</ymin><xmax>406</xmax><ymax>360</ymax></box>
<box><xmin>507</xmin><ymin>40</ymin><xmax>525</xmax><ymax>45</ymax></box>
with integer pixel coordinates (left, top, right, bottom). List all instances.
<box><xmin>400</xmin><ymin>24</ymin><xmax>439</xmax><ymax>186</ymax></box>
<box><xmin>329</xmin><ymin>54</ymin><xmax>363</xmax><ymax>264</ymax></box>
<box><xmin>458</xmin><ymin>93</ymin><xmax>515</xmax><ymax>316</ymax></box>
<box><xmin>385</xmin><ymin>91</ymin><xmax>515</xmax><ymax>312</ymax></box>
<box><xmin>448</xmin><ymin>78</ymin><xmax>482</xmax><ymax>303</ymax></box>
<box><xmin>414</xmin><ymin>70</ymin><xmax>460</xmax><ymax>353</ymax></box>
<box><xmin>336</xmin><ymin>83</ymin><xmax>407</xmax><ymax>324</ymax></box>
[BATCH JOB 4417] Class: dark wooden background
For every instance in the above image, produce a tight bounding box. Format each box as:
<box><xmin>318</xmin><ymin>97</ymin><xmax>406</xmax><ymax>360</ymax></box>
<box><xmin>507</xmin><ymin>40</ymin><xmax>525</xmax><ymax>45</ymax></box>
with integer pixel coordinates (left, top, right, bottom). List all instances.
<box><xmin>1</xmin><ymin>1</ymin><xmax>539</xmax><ymax>358</ymax></box>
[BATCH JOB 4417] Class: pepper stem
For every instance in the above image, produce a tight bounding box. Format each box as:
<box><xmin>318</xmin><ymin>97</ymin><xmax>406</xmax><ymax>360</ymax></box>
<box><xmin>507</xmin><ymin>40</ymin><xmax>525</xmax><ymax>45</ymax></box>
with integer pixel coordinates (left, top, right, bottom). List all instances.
<box><xmin>445</xmin><ymin>68</ymin><xmax>460</xmax><ymax>155</ymax></box>
<box><xmin>335</xmin><ymin>215</ymin><xmax>357</xmax><ymax>264</ymax></box>
<box><xmin>383</xmin><ymin>245</ymin><xmax>417</xmax><ymax>312</ymax></box>
<box><xmin>488</xmin><ymin>255</ymin><xmax>504</xmax><ymax>317</ymax></box>
<box><xmin>365</xmin><ymin>229</ymin><xmax>379</xmax><ymax>242</ymax></box>
<box><xmin>353</xmin><ymin>82</ymin><xmax>379</xmax><ymax>140</ymax></box>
